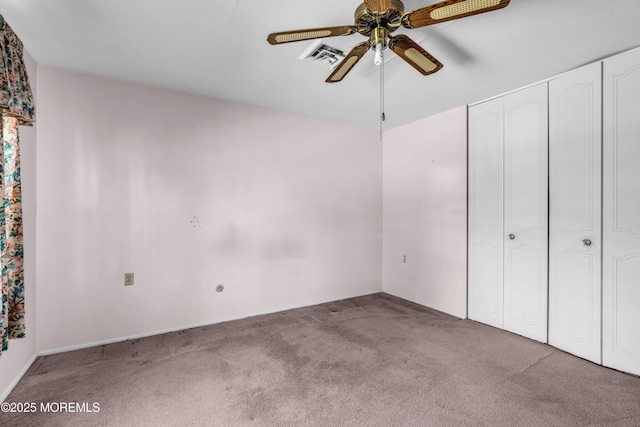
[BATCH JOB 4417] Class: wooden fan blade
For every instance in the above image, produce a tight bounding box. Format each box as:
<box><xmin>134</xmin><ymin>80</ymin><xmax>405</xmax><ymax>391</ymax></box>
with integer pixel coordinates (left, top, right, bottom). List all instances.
<box><xmin>364</xmin><ymin>0</ymin><xmax>391</xmax><ymax>14</ymax></box>
<box><xmin>267</xmin><ymin>26</ymin><xmax>357</xmax><ymax>45</ymax></box>
<box><xmin>326</xmin><ymin>42</ymin><xmax>370</xmax><ymax>83</ymax></box>
<box><xmin>401</xmin><ymin>0</ymin><xmax>510</xmax><ymax>29</ymax></box>
<box><xmin>389</xmin><ymin>35</ymin><xmax>443</xmax><ymax>76</ymax></box>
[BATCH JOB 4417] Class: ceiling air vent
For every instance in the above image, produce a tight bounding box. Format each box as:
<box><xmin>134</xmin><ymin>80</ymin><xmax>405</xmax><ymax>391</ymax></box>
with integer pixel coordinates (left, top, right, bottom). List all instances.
<box><xmin>298</xmin><ymin>39</ymin><xmax>345</xmax><ymax>69</ymax></box>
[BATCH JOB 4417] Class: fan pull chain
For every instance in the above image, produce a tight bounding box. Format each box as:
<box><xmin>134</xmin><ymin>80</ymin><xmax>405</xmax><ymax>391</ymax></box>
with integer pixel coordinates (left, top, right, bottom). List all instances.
<box><xmin>379</xmin><ymin>46</ymin><xmax>385</xmax><ymax>142</ymax></box>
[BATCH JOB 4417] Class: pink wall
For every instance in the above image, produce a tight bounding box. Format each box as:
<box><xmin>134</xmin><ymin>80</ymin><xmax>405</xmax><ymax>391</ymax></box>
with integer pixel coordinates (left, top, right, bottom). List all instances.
<box><xmin>35</xmin><ymin>66</ymin><xmax>382</xmax><ymax>353</ymax></box>
<box><xmin>2</xmin><ymin>58</ymin><xmax>469</xmax><ymax>400</ymax></box>
<box><xmin>0</xmin><ymin>50</ymin><xmax>38</xmax><ymax>401</ymax></box>
<box><xmin>382</xmin><ymin>106</ymin><xmax>468</xmax><ymax>318</ymax></box>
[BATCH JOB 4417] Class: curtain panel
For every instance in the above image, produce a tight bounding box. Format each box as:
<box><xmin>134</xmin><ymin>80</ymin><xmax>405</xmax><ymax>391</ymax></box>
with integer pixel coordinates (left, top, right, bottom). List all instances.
<box><xmin>0</xmin><ymin>14</ymin><xmax>34</xmax><ymax>355</ymax></box>
<box><xmin>0</xmin><ymin>15</ymin><xmax>35</xmax><ymax>125</ymax></box>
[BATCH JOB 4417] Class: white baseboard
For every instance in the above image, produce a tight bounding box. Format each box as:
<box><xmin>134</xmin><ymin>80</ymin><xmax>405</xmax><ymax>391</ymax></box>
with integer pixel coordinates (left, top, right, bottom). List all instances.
<box><xmin>1</xmin><ymin>352</ymin><xmax>38</xmax><ymax>403</ymax></box>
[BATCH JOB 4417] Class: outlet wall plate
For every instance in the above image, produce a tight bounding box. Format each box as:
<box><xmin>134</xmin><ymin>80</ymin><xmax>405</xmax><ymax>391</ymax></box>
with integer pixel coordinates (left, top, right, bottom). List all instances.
<box><xmin>124</xmin><ymin>272</ymin><xmax>134</xmax><ymax>286</ymax></box>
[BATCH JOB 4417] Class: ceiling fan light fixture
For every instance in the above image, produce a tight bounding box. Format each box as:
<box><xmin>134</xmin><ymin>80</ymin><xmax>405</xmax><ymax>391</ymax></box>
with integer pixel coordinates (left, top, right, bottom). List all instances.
<box><xmin>374</xmin><ymin>43</ymin><xmax>384</xmax><ymax>65</ymax></box>
<box><xmin>268</xmin><ymin>0</ymin><xmax>510</xmax><ymax>82</ymax></box>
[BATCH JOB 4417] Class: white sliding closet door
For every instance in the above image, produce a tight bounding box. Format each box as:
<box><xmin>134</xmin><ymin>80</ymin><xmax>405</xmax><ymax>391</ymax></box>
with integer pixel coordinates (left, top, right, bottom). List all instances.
<box><xmin>603</xmin><ymin>48</ymin><xmax>640</xmax><ymax>376</ymax></box>
<box><xmin>503</xmin><ymin>83</ymin><xmax>548</xmax><ymax>343</ymax></box>
<box><xmin>549</xmin><ymin>62</ymin><xmax>602</xmax><ymax>363</ymax></box>
<box><xmin>468</xmin><ymin>98</ymin><xmax>504</xmax><ymax>329</ymax></box>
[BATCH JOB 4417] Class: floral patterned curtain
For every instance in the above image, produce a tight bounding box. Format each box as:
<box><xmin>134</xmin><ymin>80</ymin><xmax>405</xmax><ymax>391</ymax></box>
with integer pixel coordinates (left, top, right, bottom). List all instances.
<box><xmin>0</xmin><ymin>14</ymin><xmax>34</xmax><ymax>355</ymax></box>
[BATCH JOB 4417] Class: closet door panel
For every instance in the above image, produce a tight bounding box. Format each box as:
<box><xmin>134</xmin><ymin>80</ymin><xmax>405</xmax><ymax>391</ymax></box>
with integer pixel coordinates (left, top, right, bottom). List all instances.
<box><xmin>549</xmin><ymin>62</ymin><xmax>602</xmax><ymax>364</ymax></box>
<box><xmin>603</xmin><ymin>48</ymin><xmax>640</xmax><ymax>376</ymax></box>
<box><xmin>468</xmin><ymin>98</ymin><xmax>504</xmax><ymax>328</ymax></box>
<box><xmin>503</xmin><ymin>83</ymin><xmax>549</xmax><ymax>343</ymax></box>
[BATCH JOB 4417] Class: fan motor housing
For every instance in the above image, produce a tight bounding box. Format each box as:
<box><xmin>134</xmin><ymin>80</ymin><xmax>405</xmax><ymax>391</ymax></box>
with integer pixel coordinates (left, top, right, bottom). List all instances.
<box><xmin>355</xmin><ymin>0</ymin><xmax>405</xmax><ymax>37</ymax></box>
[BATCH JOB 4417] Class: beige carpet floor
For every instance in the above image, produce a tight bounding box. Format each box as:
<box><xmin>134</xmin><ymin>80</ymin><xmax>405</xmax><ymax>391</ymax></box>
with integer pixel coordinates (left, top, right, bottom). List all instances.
<box><xmin>2</xmin><ymin>293</ymin><xmax>640</xmax><ymax>426</ymax></box>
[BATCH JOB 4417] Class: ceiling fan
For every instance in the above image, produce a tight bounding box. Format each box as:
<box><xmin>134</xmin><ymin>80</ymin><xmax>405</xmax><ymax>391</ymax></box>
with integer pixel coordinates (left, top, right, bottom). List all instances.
<box><xmin>267</xmin><ymin>0</ymin><xmax>510</xmax><ymax>83</ymax></box>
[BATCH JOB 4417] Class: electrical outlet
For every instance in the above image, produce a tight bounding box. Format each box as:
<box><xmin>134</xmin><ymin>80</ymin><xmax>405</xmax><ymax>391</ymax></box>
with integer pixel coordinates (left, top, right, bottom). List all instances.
<box><xmin>124</xmin><ymin>272</ymin><xmax>134</xmax><ymax>286</ymax></box>
<box><xmin>403</xmin><ymin>253</ymin><xmax>408</xmax><ymax>263</ymax></box>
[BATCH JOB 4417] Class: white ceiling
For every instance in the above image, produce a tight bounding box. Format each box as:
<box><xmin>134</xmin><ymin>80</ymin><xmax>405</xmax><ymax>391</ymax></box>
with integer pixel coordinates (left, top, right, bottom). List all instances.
<box><xmin>2</xmin><ymin>0</ymin><xmax>640</xmax><ymax>130</ymax></box>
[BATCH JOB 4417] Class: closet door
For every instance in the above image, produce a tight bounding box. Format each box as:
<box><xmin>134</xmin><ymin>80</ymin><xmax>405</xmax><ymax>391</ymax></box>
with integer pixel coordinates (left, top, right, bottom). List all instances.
<box><xmin>603</xmin><ymin>48</ymin><xmax>640</xmax><ymax>376</ymax></box>
<box><xmin>468</xmin><ymin>98</ymin><xmax>504</xmax><ymax>328</ymax></box>
<box><xmin>549</xmin><ymin>62</ymin><xmax>602</xmax><ymax>363</ymax></box>
<box><xmin>503</xmin><ymin>83</ymin><xmax>549</xmax><ymax>343</ymax></box>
